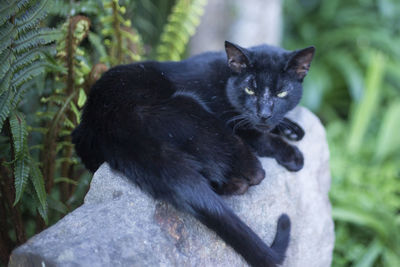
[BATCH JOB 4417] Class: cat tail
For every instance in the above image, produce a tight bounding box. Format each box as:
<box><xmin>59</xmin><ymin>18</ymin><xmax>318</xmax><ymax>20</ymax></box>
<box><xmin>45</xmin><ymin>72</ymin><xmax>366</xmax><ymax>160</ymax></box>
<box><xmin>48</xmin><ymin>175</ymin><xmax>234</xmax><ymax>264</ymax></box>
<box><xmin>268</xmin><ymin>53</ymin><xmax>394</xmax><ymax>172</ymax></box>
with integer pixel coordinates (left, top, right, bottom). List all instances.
<box><xmin>72</xmin><ymin>122</ymin><xmax>104</xmax><ymax>173</ymax></box>
<box><xmin>107</xmin><ymin>146</ymin><xmax>290</xmax><ymax>267</ymax></box>
<box><xmin>188</xmin><ymin>186</ymin><xmax>290</xmax><ymax>267</ymax></box>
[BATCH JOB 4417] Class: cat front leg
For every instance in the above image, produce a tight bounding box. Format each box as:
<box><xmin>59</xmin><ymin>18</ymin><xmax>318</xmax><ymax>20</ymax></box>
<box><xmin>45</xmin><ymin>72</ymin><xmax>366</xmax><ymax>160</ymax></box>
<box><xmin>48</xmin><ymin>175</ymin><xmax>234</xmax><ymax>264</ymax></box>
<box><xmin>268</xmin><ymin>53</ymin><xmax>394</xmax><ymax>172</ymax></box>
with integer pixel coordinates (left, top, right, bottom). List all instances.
<box><xmin>242</xmin><ymin>131</ymin><xmax>304</xmax><ymax>172</ymax></box>
<box><xmin>272</xmin><ymin>118</ymin><xmax>305</xmax><ymax>141</ymax></box>
<box><xmin>216</xmin><ymin>136</ymin><xmax>266</xmax><ymax>196</ymax></box>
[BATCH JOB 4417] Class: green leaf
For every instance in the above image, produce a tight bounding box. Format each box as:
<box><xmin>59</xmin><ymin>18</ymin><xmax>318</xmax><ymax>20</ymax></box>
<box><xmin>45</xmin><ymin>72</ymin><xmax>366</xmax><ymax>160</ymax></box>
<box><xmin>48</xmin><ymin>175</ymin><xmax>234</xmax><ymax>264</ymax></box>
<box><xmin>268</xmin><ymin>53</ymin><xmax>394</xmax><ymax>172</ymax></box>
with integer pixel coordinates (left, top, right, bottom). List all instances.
<box><xmin>0</xmin><ymin>68</ymin><xmax>12</xmax><ymax>97</ymax></box>
<box><xmin>347</xmin><ymin>52</ymin><xmax>385</xmax><ymax>153</ymax></box>
<box><xmin>15</xmin><ymin>0</ymin><xmax>51</xmax><ymax>33</ymax></box>
<box><xmin>47</xmin><ymin>195</ymin><xmax>68</xmax><ymax>214</ymax></box>
<box><xmin>374</xmin><ymin>101</ymin><xmax>400</xmax><ymax>161</ymax></box>
<box><xmin>88</xmin><ymin>32</ymin><xmax>108</xmax><ymax>61</ymax></box>
<box><xmin>10</xmin><ymin>111</ymin><xmax>30</xmax><ymax>205</ymax></box>
<box><xmin>0</xmin><ymin>0</ymin><xmax>30</xmax><ymax>25</ymax></box>
<box><xmin>11</xmin><ymin>61</ymin><xmax>46</xmax><ymax>88</ymax></box>
<box><xmin>13</xmin><ymin>155</ymin><xmax>30</xmax><ymax>205</ymax></box>
<box><xmin>156</xmin><ymin>0</ymin><xmax>207</xmax><ymax>61</ymax></box>
<box><xmin>0</xmin><ymin>87</ymin><xmax>14</xmax><ymax>131</ymax></box>
<box><xmin>382</xmin><ymin>249</ymin><xmax>400</xmax><ymax>267</ymax></box>
<box><xmin>0</xmin><ymin>48</ymin><xmax>14</xmax><ymax>78</ymax></box>
<box><xmin>0</xmin><ymin>22</ymin><xmax>17</xmax><ymax>55</ymax></box>
<box><xmin>9</xmin><ymin>112</ymin><xmax>28</xmax><ymax>155</ymax></box>
<box><xmin>354</xmin><ymin>239</ymin><xmax>382</xmax><ymax>267</ymax></box>
<box><xmin>54</xmin><ymin>177</ymin><xmax>78</xmax><ymax>186</ymax></box>
<box><xmin>70</xmin><ymin>102</ymin><xmax>81</xmax><ymax>125</ymax></box>
<box><xmin>29</xmin><ymin>158</ymin><xmax>47</xmax><ymax>208</ymax></box>
<box><xmin>13</xmin><ymin>28</ymin><xmax>60</xmax><ymax>53</ymax></box>
<box><xmin>37</xmin><ymin>201</ymin><xmax>48</xmax><ymax>224</ymax></box>
<box><xmin>332</xmin><ymin>206</ymin><xmax>388</xmax><ymax>240</ymax></box>
<box><xmin>11</xmin><ymin>47</ymin><xmax>50</xmax><ymax>74</ymax></box>
<box><xmin>77</xmin><ymin>89</ymin><xmax>87</xmax><ymax>108</ymax></box>
<box><xmin>29</xmin><ymin>182</ymin><xmax>48</xmax><ymax>223</ymax></box>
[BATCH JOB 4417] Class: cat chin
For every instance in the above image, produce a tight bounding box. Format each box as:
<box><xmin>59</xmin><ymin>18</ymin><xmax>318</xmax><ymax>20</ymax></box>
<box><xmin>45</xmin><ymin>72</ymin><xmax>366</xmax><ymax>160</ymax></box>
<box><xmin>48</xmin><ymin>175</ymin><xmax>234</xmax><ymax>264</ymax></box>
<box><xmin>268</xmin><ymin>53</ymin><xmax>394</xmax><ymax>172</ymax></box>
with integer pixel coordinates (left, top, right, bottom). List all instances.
<box><xmin>254</xmin><ymin>124</ymin><xmax>274</xmax><ymax>133</ymax></box>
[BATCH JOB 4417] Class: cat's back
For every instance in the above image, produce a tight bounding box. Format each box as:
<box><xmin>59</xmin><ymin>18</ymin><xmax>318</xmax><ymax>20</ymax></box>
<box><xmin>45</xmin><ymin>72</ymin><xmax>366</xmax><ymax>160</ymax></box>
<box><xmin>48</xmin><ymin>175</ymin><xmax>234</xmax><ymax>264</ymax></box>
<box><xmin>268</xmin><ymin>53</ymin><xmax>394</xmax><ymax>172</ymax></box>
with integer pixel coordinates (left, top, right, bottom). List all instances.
<box><xmin>88</xmin><ymin>61</ymin><xmax>176</xmax><ymax>105</ymax></box>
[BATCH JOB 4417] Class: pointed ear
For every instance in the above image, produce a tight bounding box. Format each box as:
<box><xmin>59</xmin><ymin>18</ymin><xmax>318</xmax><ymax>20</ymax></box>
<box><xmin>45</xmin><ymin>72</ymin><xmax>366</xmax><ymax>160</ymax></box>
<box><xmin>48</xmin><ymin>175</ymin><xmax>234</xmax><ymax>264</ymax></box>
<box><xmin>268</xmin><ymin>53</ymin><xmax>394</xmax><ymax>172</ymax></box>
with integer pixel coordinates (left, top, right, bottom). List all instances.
<box><xmin>285</xmin><ymin>46</ymin><xmax>315</xmax><ymax>80</ymax></box>
<box><xmin>225</xmin><ymin>41</ymin><xmax>251</xmax><ymax>73</ymax></box>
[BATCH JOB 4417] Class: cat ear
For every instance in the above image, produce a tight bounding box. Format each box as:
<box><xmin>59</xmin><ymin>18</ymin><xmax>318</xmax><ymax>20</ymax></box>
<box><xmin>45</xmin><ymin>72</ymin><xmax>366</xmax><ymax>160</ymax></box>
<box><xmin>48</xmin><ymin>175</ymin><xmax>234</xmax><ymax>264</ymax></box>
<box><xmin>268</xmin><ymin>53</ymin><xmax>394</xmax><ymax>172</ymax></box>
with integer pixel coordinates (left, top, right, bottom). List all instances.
<box><xmin>225</xmin><ymin>41</ymin><xmax>251</xmax><ymax>73</ymax></box>
<box><xmin>285</xmin><ymin>46</ymin><xmax>315</xmax><ymax>80</ymax></box>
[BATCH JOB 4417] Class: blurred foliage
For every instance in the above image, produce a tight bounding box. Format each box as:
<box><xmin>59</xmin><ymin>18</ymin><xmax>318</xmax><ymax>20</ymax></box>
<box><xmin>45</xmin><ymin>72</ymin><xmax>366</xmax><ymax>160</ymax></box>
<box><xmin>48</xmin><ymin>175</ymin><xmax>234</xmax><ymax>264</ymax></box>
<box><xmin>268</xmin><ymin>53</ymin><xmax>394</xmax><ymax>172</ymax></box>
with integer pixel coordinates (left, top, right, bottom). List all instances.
<box><xmin>283</xmin><ymin>0</ymin><xmax>400</xmax><ymax>266</ymax></box>
<box><xmin>0</xmin><ymin>0</ymin><xmax>206</xmax><ymax>264</ymax></box>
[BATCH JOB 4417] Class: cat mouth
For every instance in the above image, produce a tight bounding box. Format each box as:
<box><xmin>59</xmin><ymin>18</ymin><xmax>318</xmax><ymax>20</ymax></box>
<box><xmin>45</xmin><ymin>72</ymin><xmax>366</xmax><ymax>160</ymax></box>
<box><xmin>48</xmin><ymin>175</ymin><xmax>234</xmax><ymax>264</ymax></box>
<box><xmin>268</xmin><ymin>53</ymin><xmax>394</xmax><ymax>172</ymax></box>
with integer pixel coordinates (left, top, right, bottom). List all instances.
<box><xmin>255</xmin><ymin>124</ymin><xmax>272</xmax><ymax>132</ymax></box>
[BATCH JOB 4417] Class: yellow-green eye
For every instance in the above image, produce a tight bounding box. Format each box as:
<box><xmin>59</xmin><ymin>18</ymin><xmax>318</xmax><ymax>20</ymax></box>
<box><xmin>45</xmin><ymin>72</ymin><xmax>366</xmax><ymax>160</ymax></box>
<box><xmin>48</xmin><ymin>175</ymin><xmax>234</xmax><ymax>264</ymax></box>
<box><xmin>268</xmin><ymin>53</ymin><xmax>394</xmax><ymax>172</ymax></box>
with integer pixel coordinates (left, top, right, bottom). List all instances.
<box><xmin>277</xmin><ymin>91</ymin><xmax>288</xmax><ymax>98</ymax></box>
<box><xmin>245</xmin><ymin>87</ymin><xmax>255</xmax><ymax>95</ymax></box>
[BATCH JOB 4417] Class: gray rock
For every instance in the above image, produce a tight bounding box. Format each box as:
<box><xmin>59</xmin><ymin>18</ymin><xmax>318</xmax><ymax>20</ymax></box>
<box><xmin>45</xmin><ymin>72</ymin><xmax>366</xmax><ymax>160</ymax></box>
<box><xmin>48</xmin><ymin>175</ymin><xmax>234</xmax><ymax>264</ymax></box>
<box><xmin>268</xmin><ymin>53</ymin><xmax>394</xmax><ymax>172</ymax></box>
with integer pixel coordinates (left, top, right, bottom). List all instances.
<box><xmin>9</xmin><ymin>107</ymin><xmax>334</xmax><ymax>267</ymax></box>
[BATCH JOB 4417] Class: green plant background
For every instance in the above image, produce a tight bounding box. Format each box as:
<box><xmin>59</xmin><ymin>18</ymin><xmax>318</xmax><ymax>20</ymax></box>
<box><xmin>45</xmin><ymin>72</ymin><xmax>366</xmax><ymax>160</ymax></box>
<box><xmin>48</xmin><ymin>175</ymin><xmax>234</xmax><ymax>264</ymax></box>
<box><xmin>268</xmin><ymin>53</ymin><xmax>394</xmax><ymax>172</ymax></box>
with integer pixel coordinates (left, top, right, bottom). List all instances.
<box><xmin>1</xmin><ymin>0</ymin><xmax>399</xmax><ymax>266</ymax></box>
<box><xmin>283</xmin><ymin>0</ymin><xmax>400</xmax><ymax>266</ymax></box>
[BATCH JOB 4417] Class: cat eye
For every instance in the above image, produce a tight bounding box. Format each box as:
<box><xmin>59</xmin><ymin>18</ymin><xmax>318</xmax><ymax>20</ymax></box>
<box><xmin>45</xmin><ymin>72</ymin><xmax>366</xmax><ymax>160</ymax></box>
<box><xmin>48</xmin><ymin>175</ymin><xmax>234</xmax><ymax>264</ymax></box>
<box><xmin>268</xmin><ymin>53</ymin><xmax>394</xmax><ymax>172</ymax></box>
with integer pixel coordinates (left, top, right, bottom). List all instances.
<box><xmin>244</xmin><ymin>87</ymin><xmax>255</xmax><ymax>95</ymax></box>
<box><xmin>277</xmin><ymin>91</ymin><xmax>288</xmax><ymax>98</ymax></box>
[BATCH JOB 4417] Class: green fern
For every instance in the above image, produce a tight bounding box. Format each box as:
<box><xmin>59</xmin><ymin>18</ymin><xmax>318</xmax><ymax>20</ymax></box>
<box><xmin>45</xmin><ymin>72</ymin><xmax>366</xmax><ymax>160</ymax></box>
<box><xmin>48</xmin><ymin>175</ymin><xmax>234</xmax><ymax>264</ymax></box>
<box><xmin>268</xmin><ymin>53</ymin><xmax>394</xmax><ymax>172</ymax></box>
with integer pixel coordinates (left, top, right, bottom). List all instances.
<box><xmin>9</xmin><ymin>111</ymin><xmax>29</xmax><ymax>205</ymax></box>
<box><xmin>0</xmin><ymin>0</ymin><xmax>60</xmax><ymax>130</ymax></box>
<box><xmin>156</xmin><ymin>0</ymin><xmax>207</xmax><ymax>61</ymax></box>
<box><xmin>29</xmin><ymin>158</ymin><xmax>47</xmax><ymax>211</ymax></box>
<box><xmin>100</xmin><ymin>0</ymin><xmax>144</xmax><ymax>65</ymax></box>
<box><xmin>0</xmin><ymin>0</ymin><xmax>59</xmax><ymax>221</ymax></box>
<box><xmin>39</xmin><ymin>15</ymin><xmax>91</xmax><ymax>194</ymax></box>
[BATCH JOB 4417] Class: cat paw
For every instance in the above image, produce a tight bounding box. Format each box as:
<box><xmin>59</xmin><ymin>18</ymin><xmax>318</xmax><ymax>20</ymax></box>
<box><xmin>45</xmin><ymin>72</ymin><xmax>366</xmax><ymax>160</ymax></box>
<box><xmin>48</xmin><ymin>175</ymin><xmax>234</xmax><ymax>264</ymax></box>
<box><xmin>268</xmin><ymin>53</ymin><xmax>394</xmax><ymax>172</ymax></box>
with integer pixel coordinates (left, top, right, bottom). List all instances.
<box><xmin>221</xmin><ymin>178</ymin><xmax>249</xmax><ymax>195</ymax></box>
<box><xmin>281</xmin><ymin>128</ymin><xmax>304</xmax><ymax>141</ymax></box>
<box><xmin>248</xmin><ymin>167</ymin><xmax>265</xmax><ymax>185</ymax></box>
<box><xmin>274</xmin><ymin>119</ymin><xmax>305</xmax><ymax>141</ymax></box>
<box><xmin>276</xmin><ymin>146</ymin><xmax>304</xmax><ymax>172</ymax></box>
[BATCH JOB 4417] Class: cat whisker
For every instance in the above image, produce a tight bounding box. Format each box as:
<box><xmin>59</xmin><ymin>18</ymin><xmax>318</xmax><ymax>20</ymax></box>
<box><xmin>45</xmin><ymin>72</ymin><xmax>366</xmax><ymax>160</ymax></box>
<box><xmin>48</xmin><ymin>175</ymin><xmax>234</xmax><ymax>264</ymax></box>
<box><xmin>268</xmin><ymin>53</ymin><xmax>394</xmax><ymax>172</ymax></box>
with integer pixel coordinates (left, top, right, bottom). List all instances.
<box><xmin>221</xmin><ymin>109</ymin><xmax>239</xmax><ymax>115</ymax></box>
<box><xmin>226</xmin><ymin>114</ymin><xmax>247</xmax><ymax>126</ymax></box>
<box><xmin>232</xmin><ymin>118</ymin><xmax>252</xmax><ymax>133</ymax></box>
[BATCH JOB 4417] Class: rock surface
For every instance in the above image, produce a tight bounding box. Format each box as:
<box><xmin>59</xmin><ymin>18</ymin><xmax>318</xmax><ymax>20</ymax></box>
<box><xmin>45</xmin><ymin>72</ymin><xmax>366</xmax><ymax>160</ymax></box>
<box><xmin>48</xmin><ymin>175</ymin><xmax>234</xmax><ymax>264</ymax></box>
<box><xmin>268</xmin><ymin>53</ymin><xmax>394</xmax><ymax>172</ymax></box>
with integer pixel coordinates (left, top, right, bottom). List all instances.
<box><xmin>9</xmin><ymin>107</ymin><xmax>334</xmax><ymax>267</ymax></box>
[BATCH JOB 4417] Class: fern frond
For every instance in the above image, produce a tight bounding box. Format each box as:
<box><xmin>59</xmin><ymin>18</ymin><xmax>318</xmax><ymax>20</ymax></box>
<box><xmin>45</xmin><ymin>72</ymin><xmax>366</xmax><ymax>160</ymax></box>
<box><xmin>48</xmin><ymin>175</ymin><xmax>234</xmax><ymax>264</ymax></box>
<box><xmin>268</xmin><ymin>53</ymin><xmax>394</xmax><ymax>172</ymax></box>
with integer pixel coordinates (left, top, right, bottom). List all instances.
<box><xmin>0</xmin><ymin>22</ymin><xmax>17</xmax><ymax>54</ymax></box>
<box><xmin>11</xmin><ymin>61</ymin><xmax>46</xmax><ymax>88</ymax></box>
<box><xmin>26</xmin><ymin>181</ymin><xmax>48</xmax><ymax>223</ymax></box>
<box><xmin>0</xmin><ymin>69</ymin><xmax>12</xmax><ymax>96</ymax></box>
<box><xmin>11</xmin><ymin>47</ymin><xmax>49</xmax><ymax>74</ymax></box>
<box><xmin>100</xmin><ymin>0</ymin><xmax>144</xmax><ymax>65</ymax></box>
<box><xmin>13</xmin><ymin>28</ymin><xmax>61</xmax><ymax>53</ymax></box>
<box><xmin>15</xmin><ymin>0</ymin><xmax>51</xmax><ymax>34</ymax></box>
<box><xmin>63</xmin><ymin>117</ymin><xmax>75</xmax><ymax>129</ymax></box>
<box><xmin>0</xmin><ymin>48</ymin><xmax>14</xmax><ymax>78</ymax></box>
<box><xmin>70</xmin><ymin>101</ymin><xmax>80</xmax><ymax>124</ymax></box>
<box><xmin>9</xmin><ymin>112</ymin><xmax>28</xmax><ymax>155</ymax></box>
<box><xmin>48</xmin><ymin>0</ymin><xmax>69</xmax><ymax>16</ymax></box>
<box><xmin>0</xmin><ymin>82</ymin><xmax>13</xmax><ymax>130</ymax></box>
<box><xmin>88</xmin><ymin>32</ymin><xmax>108</xmax><ymax>61</ymax></box>
<box><xmin>13</xmin><ymin>155</ymin><xmax>30</xmax><ymax>205</ymax></box>
<box><xmin>40</xmin><ymin>94</ymin><xmax>67</xmax><ymax>105</ymax></box>
<box><xmin>0</xmin><ymin>0</ymin><xmax>30</xmax><ymax>25</ymax></box>
<box><xmin>10</xmin><ymin>112</ymin><xmax>30</xmax><ymax>205</ymax></box>
<box><xmin>156</xmin><ymin>0</ymin><xmax>207</xmax><ymax>61</ymax></box>
<box><xmin>10</xmin><ymin>79</ymin><xmax>33</xmax><ymax>114</ymax></box>
<box><xmin>0</xmin><ymin>78</ymin><xmax>32</xmax><ymax>131</ymax></box>
<box><xmin>29</xmin><ymin>158</ymin><xmax>47</xmax><ymax>208</ymax></box>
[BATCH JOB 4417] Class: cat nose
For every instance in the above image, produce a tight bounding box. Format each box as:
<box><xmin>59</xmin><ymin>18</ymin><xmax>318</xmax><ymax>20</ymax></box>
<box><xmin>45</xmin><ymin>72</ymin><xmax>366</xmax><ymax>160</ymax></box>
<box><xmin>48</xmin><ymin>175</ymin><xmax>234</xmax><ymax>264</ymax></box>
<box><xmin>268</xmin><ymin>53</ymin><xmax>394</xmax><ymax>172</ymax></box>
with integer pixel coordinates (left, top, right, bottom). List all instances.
<box><xmin>259</xmin><ymin>107</ymin><xmax>273</xmax><ymax>122</ymax></box>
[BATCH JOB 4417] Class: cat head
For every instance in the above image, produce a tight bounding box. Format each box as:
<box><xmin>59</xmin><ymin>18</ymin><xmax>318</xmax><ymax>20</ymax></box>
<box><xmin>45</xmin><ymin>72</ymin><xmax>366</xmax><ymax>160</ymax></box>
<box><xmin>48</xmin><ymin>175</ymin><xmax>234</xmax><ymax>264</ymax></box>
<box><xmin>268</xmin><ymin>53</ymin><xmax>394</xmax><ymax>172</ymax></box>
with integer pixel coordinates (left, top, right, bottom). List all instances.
<box><xmin>224</xmin><ymin>41</ymin><xmax>315</xmax><ymax>132</ymax></box>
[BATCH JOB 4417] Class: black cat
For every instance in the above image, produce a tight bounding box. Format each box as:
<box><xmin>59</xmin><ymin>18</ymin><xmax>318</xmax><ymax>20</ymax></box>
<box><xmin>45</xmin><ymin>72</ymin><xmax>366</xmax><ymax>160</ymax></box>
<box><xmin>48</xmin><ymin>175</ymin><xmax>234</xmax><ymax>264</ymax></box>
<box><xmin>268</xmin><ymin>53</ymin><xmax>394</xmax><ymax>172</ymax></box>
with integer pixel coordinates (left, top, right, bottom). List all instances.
<box><xmin>72</xmin><ymin>41</ymin><xmax>314</xmax><ymax>267</ymax></box>
<box><xmin>154</xmin><ymin>41</ymin><xmax>314</xmax><ymax>171</ymax></box>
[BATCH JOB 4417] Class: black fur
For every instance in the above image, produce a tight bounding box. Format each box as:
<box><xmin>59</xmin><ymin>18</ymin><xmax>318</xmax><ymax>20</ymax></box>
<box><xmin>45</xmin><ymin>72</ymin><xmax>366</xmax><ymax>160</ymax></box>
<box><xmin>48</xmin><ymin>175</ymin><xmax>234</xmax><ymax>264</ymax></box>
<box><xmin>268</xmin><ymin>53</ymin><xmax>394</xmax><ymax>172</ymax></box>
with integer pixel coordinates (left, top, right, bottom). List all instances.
<box><xmin>72</xmin><ymin>41</ymin><xmax>314</xmax><ymax>266</ymax></box>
